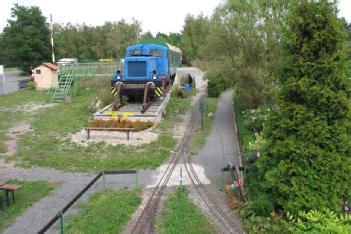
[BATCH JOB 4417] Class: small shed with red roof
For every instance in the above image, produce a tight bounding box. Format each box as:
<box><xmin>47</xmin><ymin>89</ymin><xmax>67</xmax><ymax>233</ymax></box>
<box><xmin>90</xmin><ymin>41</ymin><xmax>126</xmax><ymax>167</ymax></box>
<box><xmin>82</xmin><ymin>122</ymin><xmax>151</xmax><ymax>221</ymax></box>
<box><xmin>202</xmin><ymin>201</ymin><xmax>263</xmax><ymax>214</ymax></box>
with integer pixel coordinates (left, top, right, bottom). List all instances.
<box><xmin>33</xmin><ymin>63</ymin><xmax>58</xmax><ymax>90</ymax></box>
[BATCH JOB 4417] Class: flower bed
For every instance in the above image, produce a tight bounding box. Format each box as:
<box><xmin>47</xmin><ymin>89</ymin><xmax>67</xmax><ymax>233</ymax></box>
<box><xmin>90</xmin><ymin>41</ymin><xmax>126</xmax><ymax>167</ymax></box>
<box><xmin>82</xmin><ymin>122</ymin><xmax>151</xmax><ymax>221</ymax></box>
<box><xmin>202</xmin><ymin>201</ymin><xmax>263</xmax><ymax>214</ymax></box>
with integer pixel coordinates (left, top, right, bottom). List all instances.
<box><xmin>89</xmin><ymin>119</ymin><xmax>153</xmax><ymax>131</ymax></box>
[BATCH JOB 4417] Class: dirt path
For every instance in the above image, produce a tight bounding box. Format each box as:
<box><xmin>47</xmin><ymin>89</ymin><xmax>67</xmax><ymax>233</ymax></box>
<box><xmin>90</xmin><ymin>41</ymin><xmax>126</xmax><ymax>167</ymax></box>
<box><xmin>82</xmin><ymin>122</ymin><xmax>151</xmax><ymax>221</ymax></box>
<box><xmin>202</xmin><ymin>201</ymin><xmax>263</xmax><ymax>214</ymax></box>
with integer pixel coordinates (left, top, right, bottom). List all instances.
<box><xmin>0</xmin><ymin>122</ymin><xmax>32</xmax><ymax>158</ymax></box>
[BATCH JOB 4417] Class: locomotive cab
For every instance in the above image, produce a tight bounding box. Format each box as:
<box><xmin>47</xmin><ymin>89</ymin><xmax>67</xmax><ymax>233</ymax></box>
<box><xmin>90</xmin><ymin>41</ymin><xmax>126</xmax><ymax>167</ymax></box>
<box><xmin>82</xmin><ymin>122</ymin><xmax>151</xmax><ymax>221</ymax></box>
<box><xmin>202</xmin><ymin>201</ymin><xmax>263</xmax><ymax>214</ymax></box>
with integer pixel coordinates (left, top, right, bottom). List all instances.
<box><xmin>110</xmin><ymin>39</ymin><xmax>181</xmax><ymax>112</ymax></box>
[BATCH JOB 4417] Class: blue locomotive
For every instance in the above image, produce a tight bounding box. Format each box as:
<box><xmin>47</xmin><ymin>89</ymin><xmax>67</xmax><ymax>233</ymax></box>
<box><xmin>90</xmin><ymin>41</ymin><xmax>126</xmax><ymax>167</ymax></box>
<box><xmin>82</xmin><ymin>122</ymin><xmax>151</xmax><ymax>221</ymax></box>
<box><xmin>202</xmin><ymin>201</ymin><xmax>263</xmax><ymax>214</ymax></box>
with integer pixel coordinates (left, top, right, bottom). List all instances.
<box><xmin>111</xmin><ymin>39</ymin><xmax>182</xmax><ymax>111</ymax></box>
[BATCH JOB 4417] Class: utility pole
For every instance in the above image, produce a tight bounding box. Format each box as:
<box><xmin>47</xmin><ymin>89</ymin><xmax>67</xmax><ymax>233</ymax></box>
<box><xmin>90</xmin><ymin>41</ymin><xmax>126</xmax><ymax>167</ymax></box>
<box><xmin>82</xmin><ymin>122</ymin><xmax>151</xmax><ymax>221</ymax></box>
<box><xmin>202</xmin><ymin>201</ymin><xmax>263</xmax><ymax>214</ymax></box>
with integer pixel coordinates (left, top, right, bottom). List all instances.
<box><xmin>50</xmin><ymin>14</ymin><xmax>55</xmax><ymax>63</ymax></box>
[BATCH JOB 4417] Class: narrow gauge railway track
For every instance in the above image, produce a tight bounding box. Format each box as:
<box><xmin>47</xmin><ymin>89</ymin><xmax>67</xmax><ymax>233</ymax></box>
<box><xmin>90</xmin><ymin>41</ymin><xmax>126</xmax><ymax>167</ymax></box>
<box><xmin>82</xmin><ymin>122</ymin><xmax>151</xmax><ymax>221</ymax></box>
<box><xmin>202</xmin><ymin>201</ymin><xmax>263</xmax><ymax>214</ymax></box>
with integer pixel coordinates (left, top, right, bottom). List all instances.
<box><xmin>184</xmin><ymin>151</ymin><xmax>245</xmax><ymax>234</ymax></box>
<box><xmin>132</xmin><ymin>95</ymin><xmax>244</xmax><ymax>233</ymax></box>
<box><xmin>182</xmin><ymin>104</ymin><xmax>245</xmax><ymax>234</ymax></box>
<box><xmin>131</xmin><ymin>107</ymin><xmax>197</xmax><ymax>234</ymax></box>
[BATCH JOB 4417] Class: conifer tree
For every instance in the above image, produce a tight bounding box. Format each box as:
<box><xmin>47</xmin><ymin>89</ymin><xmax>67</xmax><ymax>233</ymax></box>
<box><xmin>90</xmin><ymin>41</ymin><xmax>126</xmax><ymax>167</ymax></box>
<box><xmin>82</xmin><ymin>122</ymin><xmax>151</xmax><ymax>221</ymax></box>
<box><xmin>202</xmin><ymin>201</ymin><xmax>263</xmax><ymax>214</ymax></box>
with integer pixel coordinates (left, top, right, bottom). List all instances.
<box><xmin>257</xmin><ymin>0</ymin><xmax>351</xmax><ymax>215</ymax></box>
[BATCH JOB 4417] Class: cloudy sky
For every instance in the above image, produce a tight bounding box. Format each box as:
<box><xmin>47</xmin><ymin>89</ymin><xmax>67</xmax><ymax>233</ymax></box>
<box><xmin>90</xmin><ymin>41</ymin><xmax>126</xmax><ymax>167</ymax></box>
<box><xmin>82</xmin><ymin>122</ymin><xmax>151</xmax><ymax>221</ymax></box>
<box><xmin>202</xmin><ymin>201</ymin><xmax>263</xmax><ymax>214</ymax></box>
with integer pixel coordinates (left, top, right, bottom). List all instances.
<box><xmin>0</xmin><ymin>0</ymin><xmax>350</xmax><ymax>35</ymax></box>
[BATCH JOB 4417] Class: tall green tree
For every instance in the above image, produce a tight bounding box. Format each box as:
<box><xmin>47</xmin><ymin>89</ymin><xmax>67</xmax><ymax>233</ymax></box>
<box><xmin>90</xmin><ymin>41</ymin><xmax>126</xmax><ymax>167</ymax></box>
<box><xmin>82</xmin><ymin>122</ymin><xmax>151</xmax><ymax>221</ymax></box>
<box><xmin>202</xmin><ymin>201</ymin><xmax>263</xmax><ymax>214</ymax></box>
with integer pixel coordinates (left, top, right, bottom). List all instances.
<box><xmin>140</xmin><ymin>31</ymin><xmax>154</xmax><ymax>41</ymax></box>
<box><xmin>54</xmin><ymin>19</ymin><xmax>141</xmax><ymax>61</ymax></box>
<box><xmin>341</xmin><ymin>19</ymin><xmax>351</xmax><ymax>59</ymax></box>
<box><xmin>156</xmin><ymin>32</ymin><xmax>181</xmax><ymax>48</ymax></box>
<box><xmin>257</xmin><ymin>0</ymin><xmax>351</xmax><ymax>215</ymax></box>
<box><xmin>200</xmin><ymin>0</ymin><xmax>289</xmax><ymax>107</ymax></box>
<box><xmin>0</xmin><ymin>34</ymin><xmax>7</xmax><ymax>65</ymax></box>
<box><xmin>3</xmin><ymin>4</ymin><xmax>51</xmax><ymax>73</ymax></box>
<box><xmin>105</xmin><ymin>19</ymin><xmax>141</xmax><ymax>60</ymax></box>
<box><xmin>181</xmin><ymin>14</ymin><xmax>210</xmax><ymax>64</ymax></box>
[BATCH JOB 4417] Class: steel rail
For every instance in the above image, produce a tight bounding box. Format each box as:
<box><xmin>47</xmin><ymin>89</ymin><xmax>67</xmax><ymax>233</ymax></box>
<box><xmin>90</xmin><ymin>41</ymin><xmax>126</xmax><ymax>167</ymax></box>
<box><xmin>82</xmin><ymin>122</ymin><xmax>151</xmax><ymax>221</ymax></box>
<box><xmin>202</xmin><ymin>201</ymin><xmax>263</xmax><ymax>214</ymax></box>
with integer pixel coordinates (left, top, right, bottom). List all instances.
<box><xmin>184</xmin><ymin>153</ymin><xmax>244</xmax><ymax>233</ymax></box>
<box><xmin>182</xmin><ymin>107</ymin><xmax>245</xmax><ymax>234</ymax></box>
<box><xmin>131</xmin><ymin>107</ymin><xmax>196</xmax><ymax>234</ymax></box>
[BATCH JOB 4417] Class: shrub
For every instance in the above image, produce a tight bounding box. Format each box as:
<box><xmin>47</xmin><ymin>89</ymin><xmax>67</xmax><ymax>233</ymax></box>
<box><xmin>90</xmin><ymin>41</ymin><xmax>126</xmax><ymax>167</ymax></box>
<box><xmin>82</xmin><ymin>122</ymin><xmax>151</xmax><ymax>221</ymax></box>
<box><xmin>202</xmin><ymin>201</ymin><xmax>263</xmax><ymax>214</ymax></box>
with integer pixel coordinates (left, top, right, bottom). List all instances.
<box><xmin>287</xmin><ymin>209</ymin><xmax>351</xmax><ymax>234</ymax></box>
<box><xmin>242</xmin><ymin>106</ymin><xmax>270</xmax><ymax>133</ymax></box>
<box><xmin>28</xmin><ymin>80</ymin><xmax>36</xmax><ymax>90</ymax></box>
<box><xmin>207</xmin><ymin>75</ymin><xmax>230</xmax><ymax>97</ymax></box>
<box><xmin>240</xmin><ymin>206</ymin><xmax>290</xmax><ymax>234</ymax></box>
<box><xmin>256</xmin><ymin>0</ymin><xmax>351</xmax><ymax>215</ymax></box>
<box><xmin>97</xmin><ymin>88</ymin><xmax>115</xmax><ymax>107</ymax></box>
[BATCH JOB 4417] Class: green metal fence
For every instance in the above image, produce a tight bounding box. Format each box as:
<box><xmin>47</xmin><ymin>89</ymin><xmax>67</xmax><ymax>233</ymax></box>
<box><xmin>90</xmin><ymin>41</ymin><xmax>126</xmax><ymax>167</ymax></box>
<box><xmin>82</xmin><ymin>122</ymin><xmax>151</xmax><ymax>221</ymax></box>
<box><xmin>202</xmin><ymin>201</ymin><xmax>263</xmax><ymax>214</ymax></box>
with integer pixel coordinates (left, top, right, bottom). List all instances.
<box><xmin>58</xmin><ymin>62</ymin><xmax>118</xmax><ymax>78</ymax></box>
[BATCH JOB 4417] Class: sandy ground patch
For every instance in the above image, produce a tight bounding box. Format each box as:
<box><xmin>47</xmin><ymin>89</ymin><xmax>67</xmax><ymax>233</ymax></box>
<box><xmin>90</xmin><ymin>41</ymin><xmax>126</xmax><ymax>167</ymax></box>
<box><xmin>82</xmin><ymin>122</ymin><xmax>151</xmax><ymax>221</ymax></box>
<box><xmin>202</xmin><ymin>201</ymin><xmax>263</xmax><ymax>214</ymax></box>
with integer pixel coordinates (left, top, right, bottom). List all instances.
<box><xmin>0</xmin><ymin>102</ymin><xmax>57</xmax><ymax>113</ymax></box>
<box><xmin>0</xmin><ymin>122</ymin><xmax>32</xmax><ymax>157</ymax></box>
<box><xmin>146</xmin><ymin>163</ymin><xmax>211</xmax><ymax>188</ymax></box>
<box><xmin>70</xmin><ymin>129</ymin><xmax>159</xmax><ymax>146</ymax></box>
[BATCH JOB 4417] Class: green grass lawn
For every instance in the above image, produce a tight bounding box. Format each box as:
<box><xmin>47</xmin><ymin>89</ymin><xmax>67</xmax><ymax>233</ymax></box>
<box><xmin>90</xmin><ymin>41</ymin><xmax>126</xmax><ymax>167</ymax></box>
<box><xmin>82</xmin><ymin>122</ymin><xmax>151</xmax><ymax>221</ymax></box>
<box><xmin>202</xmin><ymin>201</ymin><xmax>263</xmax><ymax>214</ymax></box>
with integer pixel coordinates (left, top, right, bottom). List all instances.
<box><xmin>189</xmin><ymin>97</ymin><xmax>218</xmax><ymax>154</ymax></box>
<box><xmin>0</xmin><ymin>135</ymin><xmax>10</xmax><ymax>153</ymax></box>
<box><xmin>0</xmin><ymin>90</ymin><xmax>49</xmax><ymax>154</ymax></box>
<box><xmin>157</xmin><ymin>188</ymin><xmax>213</xmax><ymax>234</ymax></box>
<box><xmin>0</xmin><ymin>180</ymin><xmax>54</xmax><ymax>231</ymax></box>
<box><xmin>64</xmin><ymin>189</ymin><xmax>141</xmax><ymax>234</ymax></box>
<box><xmin>1</xmin><ymin>84</ymin><xmax>194</xmax><ymax>172</ymax></box>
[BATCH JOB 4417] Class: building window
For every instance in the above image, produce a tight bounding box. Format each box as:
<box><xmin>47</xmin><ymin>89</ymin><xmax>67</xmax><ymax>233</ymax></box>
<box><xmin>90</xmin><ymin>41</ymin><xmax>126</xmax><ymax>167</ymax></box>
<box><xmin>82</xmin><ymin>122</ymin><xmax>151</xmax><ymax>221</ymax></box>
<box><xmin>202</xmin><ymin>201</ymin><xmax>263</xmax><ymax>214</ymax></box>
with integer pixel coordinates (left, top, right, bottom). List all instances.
<box><xmin>36</xmin><ymin>69</ymin><xmax>41</xmax><ymax>74</ymax></box>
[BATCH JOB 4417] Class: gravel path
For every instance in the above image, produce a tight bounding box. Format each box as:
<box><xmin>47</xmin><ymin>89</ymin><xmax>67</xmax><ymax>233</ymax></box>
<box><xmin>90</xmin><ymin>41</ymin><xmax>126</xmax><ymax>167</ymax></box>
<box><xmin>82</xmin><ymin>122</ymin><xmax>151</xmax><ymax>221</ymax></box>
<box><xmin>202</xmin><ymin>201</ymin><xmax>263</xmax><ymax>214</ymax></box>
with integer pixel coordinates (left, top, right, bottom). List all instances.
<box><xmin>189</xmin><ymin>90</ymin><xmax>244</xmax><ymax>233</ymax></box>
<box><xmin>0</xmin><ymin>70</ymin><xmax>27</xmax><ymax>96</ymax></box>
<box><xmin>193</xmin><ymin>90</ymin><xmax>240</xmax><ymax>181</ymax></box>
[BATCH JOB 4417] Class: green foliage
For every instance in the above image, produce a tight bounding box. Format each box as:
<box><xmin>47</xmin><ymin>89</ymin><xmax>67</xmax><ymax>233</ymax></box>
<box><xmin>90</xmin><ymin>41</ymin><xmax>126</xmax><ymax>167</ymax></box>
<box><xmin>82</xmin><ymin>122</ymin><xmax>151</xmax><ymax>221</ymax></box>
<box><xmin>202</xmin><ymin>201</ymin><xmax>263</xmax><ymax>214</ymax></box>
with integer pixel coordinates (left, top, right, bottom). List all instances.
<box><xmin>242</xmin><ymin>107</ymin><xmax>270</xmax><ymax>133</ymax></box>
<box><xmin>0</xmin><ymin>180</ymin><xmax>54</xmax><ymax>231</ymax></box>
<box><xmin>28</xmin><ymin>81</ymin><xmax>36</xmax><ymax>90</ymax></box>
<box><xmin>0</xmin><ymin>34</ymin><xmax>6</xmax><ymax>65</ymax></box>
<box><xmin>65</xmin><ymin>189</ymin><xmax>141</xmax><ymax>234</ymax></box>
<box><xmin>157</xmin><ymin>188</ymin><xmax>213</xmax><ymax>234</ymax></box>
<box><xmin>341</xmin><ymin>19</ymin><xmax>351</xmax><ymax>59</ymax></box>
<box><xmin>241</xmin><ymin>207</ymin><xmax>351</xmax><ymax>234</ymax></box>
<box><xmin>180</xmin><ymin>14</ymin><xmax>210</xmax><ymax>64</ymax></box>
<box><xmin>156</xmin><ymin>32</ymin><xmax>182</xmax><ymax>48</ymax></box>
<box><xmin>233</xmin><ymin>96</ymin><xmax>256</xmax><ymax>153</ymax></box>
<box><xmin>54</xmin><ymin>19</ymin><xmax>141</xmax><ymax>61</ymax></box>
<box><xmin>240</xmin><ymin>213</ymin><xmax>289</xmax><ymax>234</ymax></box>
<box><xmin>257</xmin><ymin>0</ymin><xmax>351</xmax><ymax>215</ymax></box>
<box><xmin>197</xmin><ymin>0</ymin><xmax>289</xmax><ymax>108</ymax></box>
<box><xmin>207</xmin><ymin>75</ymin><xmax>231</xmax><ymax>97</ymax></box>
<box><xmin>287</xmin><ymin>208</ymin><xmax>351</xmax><ymax>234</ymax></box>
<box><xmin>97</xmin><ymin>88</ymin><xmax>114</xmax><ymax>107</ymax></box>
<box><xmin>79</xmin><ymin>77</ymin><xmax>115</xmax><ymax>107</ymax></box>
<box><xmin>2</xmin><ymin>4</ymin><xmax>51</xmax><ymax>73</ymax></box>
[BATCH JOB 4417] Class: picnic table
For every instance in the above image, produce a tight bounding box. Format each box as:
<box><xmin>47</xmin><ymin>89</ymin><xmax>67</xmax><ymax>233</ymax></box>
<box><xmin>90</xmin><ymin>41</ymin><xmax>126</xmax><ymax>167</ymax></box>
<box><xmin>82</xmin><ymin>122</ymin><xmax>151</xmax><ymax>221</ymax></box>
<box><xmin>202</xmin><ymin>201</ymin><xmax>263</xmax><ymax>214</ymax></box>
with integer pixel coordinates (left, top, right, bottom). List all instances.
<box><xmin>0</xmin><ymin>179</ymin><xmax>22</xmax><ymax>208</ymax></box>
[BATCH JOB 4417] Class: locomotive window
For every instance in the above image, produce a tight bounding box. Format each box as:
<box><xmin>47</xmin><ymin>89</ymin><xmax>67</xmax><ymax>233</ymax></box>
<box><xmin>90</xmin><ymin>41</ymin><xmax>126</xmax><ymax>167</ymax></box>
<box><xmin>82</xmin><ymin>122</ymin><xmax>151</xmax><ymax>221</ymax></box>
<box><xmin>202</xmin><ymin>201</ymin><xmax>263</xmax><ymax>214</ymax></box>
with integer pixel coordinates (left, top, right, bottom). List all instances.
<box><xmin>150</xmin><ymin>49</ymin><xmax>163</xmax><ymax>57</ymax></box>
<box><xmin>129</xmin><ymin>49</ymin><xmax>142</xmax><ymax>56</ymax></box>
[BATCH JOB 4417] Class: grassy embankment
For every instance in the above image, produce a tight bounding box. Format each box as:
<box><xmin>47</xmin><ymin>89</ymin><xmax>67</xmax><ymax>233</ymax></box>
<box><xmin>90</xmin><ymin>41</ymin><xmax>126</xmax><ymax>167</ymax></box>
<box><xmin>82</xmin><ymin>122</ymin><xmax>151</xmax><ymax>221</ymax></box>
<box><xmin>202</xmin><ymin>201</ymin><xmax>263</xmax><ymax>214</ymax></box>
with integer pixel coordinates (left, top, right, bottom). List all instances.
<box><xmin>0</xmin><ymin>80</ymin><xmax>195</xmax><ymax>172</ymax></box>
<box><xmin>157</xmin><ymin>188</ymin><xmax>213</xmax><ymax>234</ymax></box>
<box><xmin>64</xmin><ymin>189</ymin><xmax>141</xmax><ymax>233</ymax></box>
<box><xmin>0</xmin><ymin>180</ymin><xmax>54</xmax><ymax>231</ymax></box>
